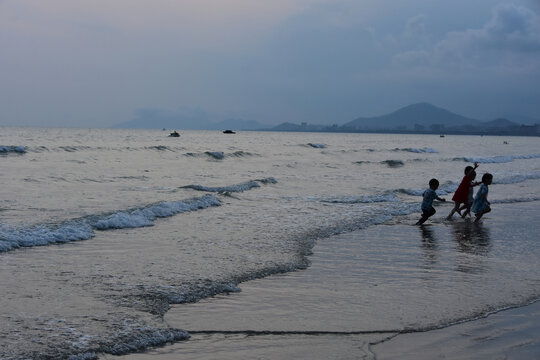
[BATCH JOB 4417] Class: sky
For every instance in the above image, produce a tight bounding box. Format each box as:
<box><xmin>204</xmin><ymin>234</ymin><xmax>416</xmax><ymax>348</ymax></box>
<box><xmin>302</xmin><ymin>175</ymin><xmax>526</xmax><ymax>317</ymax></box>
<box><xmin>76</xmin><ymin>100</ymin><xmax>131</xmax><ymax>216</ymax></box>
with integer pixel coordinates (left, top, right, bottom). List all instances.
<box><xmin>1</xmin><ymin>0</ymin><xmax>540</xmax><ymax>128</ymax></box>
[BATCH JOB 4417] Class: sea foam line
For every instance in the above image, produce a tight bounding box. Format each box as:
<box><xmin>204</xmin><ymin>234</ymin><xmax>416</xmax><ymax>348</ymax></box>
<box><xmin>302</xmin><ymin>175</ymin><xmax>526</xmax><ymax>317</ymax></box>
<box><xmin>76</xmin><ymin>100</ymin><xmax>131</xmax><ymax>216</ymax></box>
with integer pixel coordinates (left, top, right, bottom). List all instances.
<box><xmin>0</xmin><ymin>194</ymin><xmax>220</xmax><ymax>253</ymax></box>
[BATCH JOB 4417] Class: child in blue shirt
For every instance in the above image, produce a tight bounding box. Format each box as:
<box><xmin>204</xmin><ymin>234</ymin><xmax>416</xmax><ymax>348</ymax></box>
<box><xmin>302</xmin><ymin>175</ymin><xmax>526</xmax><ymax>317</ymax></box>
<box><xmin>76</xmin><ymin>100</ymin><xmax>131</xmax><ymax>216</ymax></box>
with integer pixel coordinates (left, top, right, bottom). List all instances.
<box><xmin>416</xmin><ymin>178</ymin><xmax>446</xmax><ymax>225</ymax></box>
<box><xmin>472</xmin><ymin>173</ymin><xmax>493</xmax><ymax>223</ymax></box>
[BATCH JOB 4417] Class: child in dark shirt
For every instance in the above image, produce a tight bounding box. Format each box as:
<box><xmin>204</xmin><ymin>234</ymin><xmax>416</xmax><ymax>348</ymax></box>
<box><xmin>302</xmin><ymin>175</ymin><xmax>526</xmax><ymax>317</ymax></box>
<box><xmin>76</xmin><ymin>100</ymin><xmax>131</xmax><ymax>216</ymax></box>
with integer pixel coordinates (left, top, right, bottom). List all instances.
<box><xmin>416</xmin><ymin>178</ymin><xmax>446</xmax><ymax>225</ymax></box>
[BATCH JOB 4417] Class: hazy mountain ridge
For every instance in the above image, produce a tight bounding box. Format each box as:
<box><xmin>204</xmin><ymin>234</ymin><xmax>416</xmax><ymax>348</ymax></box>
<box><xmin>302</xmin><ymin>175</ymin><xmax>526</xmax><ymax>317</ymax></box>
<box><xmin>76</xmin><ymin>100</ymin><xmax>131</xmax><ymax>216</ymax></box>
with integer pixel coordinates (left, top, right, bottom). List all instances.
<box><xmin>344</xmin><ymin>103</ymin><xmax>479</xmax><ymax>130</ymax></box>
<box><xmin>267</xmin><ymin>103</ymin><xmax>538</xmax><ymax>135</ymax></box>
<box><xmin>114</xmin><ymin>103</ymin><xmax>538</xmax><ymax>135</ymax></box>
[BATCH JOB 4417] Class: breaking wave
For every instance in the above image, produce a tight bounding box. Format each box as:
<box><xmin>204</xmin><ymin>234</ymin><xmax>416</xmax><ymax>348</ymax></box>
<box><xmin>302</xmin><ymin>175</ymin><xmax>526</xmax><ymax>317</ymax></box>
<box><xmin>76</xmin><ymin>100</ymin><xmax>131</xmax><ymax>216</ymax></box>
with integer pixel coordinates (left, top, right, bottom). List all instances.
<box><xmin>493</xmin><ymin>171</ymin><xmax>540</xmax><ymax>184</ymax></box>
<box><xmin>307</xmin><ymin>143</ymin><xmax>327</xmax><ymax>148</ymax></box>
<box><xmin>381</xmin><ymin>159</ymin><xmax>405</xmax><ymax>167</ymax></box>
<box><xmin>0</xmin><ymin>145</ymin><xmax>26</xmax><ymax>154</ymax></box>
<box><xmin>0</xmin><ymin>194</ymin><xmax>220</xmax><ymax>253</ymax></box>
<box><xmin>181</xmin><ymin>177</ymin><xmax>277</xmax><ymax>193</ymax></box>
<box><xmin>394</xmin><ymin>147</ymin><xmax>438</xmax><ymax>153</ymax></box>
<box><xmin>456</xmin><ymin>153</ymin><xmax>540</xmax><ymax>164</ymax></box>
<box><xmin>184</xmin><ymin>151</ymin><xmax>258</xmax><ymax>160</ymax></box>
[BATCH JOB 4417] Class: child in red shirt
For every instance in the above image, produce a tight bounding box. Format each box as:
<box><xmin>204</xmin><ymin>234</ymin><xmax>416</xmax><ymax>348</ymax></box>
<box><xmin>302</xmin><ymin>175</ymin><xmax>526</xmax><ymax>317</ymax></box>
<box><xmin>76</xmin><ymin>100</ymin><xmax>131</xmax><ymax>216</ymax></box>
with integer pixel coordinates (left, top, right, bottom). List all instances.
<box><xmin>447</xmin><ymin>162</ymin><xmax>478</xmax><ymax>220</ymax></box>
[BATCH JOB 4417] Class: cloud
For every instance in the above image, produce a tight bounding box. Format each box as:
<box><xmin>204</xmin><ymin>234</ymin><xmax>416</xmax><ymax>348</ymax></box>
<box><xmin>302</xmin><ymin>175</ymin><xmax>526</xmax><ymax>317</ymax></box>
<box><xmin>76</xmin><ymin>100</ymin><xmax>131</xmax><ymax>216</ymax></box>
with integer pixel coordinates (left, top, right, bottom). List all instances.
<box><xmin>391</xmin><ymin>3</ymin><xmax>540</xmax><ymax>72</ymax></box>
<box><xmin>434</xmin><ymin>3</ymin><xmax>540</xmax><ymax>66</ymax></box>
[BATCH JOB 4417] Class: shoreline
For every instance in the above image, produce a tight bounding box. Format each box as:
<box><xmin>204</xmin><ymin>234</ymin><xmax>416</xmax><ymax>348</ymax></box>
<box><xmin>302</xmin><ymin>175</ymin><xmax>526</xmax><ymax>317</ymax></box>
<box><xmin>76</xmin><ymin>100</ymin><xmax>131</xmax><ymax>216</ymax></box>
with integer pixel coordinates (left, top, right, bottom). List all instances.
<box><xmin>110</xmin><ymin>202</ymin><xmax>540</xmax><ymax>359</ymax></box>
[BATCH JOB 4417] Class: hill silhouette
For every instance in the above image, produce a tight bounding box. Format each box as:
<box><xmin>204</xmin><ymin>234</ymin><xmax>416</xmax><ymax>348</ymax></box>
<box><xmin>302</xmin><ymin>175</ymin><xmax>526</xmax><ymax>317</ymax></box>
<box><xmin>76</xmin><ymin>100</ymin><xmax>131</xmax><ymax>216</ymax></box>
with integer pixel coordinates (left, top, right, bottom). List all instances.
<box><xmin>343</xmin><ymin>103</ymin><xmax>480</xmax><ymax>130</ymax></box>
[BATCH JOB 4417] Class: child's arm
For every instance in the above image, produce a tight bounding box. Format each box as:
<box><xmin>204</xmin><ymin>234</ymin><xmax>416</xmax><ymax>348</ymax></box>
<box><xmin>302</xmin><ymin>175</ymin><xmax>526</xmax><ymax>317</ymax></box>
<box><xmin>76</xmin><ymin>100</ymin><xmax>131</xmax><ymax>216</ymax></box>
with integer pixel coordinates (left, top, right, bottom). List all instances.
<box><xmin>466</xmin><ymin>162</ymin><xmax>479</xmax><ymax>176</ymax></box>
<box><xmin>436</xmin><ymin>196</ymin><xmax>446</xmax><ymax>202</ymax></box>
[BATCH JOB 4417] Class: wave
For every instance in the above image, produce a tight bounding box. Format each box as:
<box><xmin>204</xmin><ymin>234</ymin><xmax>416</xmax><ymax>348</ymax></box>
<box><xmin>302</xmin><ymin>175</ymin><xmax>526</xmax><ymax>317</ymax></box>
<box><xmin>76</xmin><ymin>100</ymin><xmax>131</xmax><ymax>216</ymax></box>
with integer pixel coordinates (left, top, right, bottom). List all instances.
<box><xmin>184</xmin><ymin>151</ymin><xmax>258</xmax><ymax>160</ymax></box>
<box><xmin>307</xmin><ymin>143</ymin><xmax>327</xmax><ymax>148</ymax></box>
<box><xmin>491</xmin><ymin>197</ymin><xmax>540</xmax><ymax>204</ymax></box>
<box><xmin>322</xmin><ymin>192</ymin><xmax>400</xmax><ymax>204</ymax></box>
<box><xmin>0</xmin><ymin>145</ymin><xmax>26</xmax><ymax>154</ymax></box>
<box><xmin>181</xmin><ymin>177</ymin><xmax>277</xmax><ymax>193</ymax></box>
<box><xmin>0</xmin><ymin>194</ymin><xmax>220</xmax><ymax>253</ymax></box>
<box><xmin>381</xmin><ymin>159</ymin><xmax>404</xmax><ymax>167</ymax></box>
<box><xmin>394</xmin><ymin>147</ymin><xmax>438</xmax><ymax>153</ymax></box>
<box><xmin>21</xmin><ymin>326</ymin><xmax>190</xmax><ymax>360</ymax></box>
<box><xmin>23</xmin><ymin>145</ymin><xmax>186</xmax><ymax>153</ymax></box>
<box><xmin>455</xmin><ymin>153</ymin><xmax>540</xmax><ymax>164</ymax></box>
<box><xmin>493</xmin><ymin>171</ymin><xmax>540</xmax><ymax>184</ymax></box>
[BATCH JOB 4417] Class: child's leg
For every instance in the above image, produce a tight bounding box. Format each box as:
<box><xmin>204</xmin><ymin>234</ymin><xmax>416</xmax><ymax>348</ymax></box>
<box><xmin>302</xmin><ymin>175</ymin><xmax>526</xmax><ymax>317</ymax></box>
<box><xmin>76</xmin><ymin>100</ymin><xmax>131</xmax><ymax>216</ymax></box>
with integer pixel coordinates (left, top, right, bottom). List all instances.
<box><xmin>474</xmin><ymin>207</ymin><xmax>491</xmax><ymax>223</ymax></box>
<box><xmin>461</xmin><ymin>203</ymin><xmax>472</xmax><ymax>218</ymax></box>
<box><xmin>417</xmin><ymin>208</ymin><xmax>436</xmax><ymax>225</ymax></box>
<box><xmin>416</xmin><ymin>211</ymin><xmax>429</xmax><ymax>225</ymax></box>
<box><xmin>474</xmin><ymin>212</ymin><xmax>483</xmax><ymax>223</ymax></box>
<box><xmin>447</xmin><ymin>202</ymin><xmax>461</xmax><ymax>219</ymax></box>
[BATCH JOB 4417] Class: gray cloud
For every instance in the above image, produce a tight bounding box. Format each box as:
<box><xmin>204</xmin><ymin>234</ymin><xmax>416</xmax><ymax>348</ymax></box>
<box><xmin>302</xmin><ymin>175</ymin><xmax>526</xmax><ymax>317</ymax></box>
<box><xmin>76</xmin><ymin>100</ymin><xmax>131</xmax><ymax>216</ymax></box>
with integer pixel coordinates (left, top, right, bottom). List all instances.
<box><xmin>434</xmin><ymin>4</ymin><xmax>540</xmax><ymax>67</ymax></box>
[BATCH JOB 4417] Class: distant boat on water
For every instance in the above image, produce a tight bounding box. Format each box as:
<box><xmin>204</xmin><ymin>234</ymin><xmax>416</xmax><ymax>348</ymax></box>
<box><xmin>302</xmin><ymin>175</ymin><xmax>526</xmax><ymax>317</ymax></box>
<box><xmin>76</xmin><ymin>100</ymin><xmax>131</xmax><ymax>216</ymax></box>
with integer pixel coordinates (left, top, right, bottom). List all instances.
<box><xmin>223</xmin><ymin>130</ymin><xmax>236</xmax><ymax>134</ymax></box>
<box><xmin>169</xmin><ymin>131</ymin><xmax>180</xmax><ymax>137</ymax></box>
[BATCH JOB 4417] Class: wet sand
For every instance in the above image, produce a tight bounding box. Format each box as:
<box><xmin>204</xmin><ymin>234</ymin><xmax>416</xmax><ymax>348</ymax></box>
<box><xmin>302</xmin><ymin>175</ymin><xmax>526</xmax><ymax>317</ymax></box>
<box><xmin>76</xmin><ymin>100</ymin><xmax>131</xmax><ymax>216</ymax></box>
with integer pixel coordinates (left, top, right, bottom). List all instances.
<box><xmin>372</xmin><ymin>300</ymin><xmax>540</xmax><ymax>360</ymax></box>
<box><xmin>108</xmin><ymin>202</ymin><xmax>540</xmax><ymax>359</ymax></box>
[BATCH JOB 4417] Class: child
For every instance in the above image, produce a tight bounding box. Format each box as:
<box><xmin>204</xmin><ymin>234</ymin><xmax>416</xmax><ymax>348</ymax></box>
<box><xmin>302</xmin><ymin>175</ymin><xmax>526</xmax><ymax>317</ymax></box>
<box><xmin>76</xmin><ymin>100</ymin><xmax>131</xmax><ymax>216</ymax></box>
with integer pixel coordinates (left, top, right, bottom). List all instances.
<box><xmin>447</xmin><ymin>162</ymin><xmax>479</xmax><ymax>220</ymax></box>
<box><xmin>458</xmin><ymin>170</ymin><xmax>480</xmax><ymax>218</ymax></box>
<box><xmin>471</xmin><ymin>173</ymin><xmax>493</xmax><ymax>223</ymax></box>
<box><xmin>416</xmin><ymin>178</ymin><xmax>446</xmax><ymax>225</ymax></box>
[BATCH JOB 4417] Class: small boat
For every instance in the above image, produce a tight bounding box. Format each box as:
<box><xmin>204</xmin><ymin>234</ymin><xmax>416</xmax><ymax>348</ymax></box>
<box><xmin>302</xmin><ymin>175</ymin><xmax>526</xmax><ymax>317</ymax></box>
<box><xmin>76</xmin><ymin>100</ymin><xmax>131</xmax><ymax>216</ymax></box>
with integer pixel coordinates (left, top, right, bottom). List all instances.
<box><xmin>440</xmin><ymin>135</ymin><xmax>445</xmax><ymax>138</ymax></box>
<box><xmin>169</xmin><ymin>131</ymin><xmax>180</xmax><ymax>137</ymax></box>
<box><xmin>223</xmin><ymin>130</ymin><xmax>236</xmax><ymax>134</ymax></box>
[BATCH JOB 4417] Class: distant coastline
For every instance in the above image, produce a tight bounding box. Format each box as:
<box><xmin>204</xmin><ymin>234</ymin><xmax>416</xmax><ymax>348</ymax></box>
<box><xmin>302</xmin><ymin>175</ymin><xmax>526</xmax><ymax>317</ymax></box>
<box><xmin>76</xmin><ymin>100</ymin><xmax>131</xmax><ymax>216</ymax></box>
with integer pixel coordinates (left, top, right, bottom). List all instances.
<box><xmin>115</xmin><ymin>103</ymin><xmax>539</xmax><ymax>136</ymax></box>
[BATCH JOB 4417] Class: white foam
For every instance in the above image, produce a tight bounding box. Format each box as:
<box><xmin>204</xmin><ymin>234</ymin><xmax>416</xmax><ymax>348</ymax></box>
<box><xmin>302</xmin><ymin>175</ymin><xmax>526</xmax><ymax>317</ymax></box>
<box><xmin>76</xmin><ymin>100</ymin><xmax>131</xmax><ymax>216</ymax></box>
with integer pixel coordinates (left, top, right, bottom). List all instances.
<box><xmin>93</xmin><ymin>194</ymin><xmax>221</xmax><ymax>230</ymax></box>
<box><xmin>0</xmin><ymin>195</ymin><xmax>221</xmax><ymax>252</ymax></box>
<box><xmin>0</xmin><ymin>222</ymin><xmax>95</xmax><ymax>252</ymax></box>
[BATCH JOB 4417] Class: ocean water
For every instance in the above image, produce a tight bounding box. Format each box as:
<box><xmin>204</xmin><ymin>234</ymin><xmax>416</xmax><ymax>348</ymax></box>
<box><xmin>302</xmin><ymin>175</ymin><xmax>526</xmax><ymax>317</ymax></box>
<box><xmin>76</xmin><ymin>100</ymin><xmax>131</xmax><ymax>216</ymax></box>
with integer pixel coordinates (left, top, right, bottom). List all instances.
<box><xmin>0</xmin><ymin>128</ymin><xmax>539</xmax><ymax>359</ymax></box>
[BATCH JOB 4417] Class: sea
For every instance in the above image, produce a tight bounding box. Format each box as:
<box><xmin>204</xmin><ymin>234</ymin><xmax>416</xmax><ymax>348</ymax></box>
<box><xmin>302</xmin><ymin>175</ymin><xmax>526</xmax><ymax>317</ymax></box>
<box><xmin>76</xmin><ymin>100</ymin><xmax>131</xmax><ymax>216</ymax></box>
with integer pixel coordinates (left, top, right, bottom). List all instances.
<box><xmin>0</xmin><ymin>127</ymin><xmax>539</xmax><ymax>359</ymax></box>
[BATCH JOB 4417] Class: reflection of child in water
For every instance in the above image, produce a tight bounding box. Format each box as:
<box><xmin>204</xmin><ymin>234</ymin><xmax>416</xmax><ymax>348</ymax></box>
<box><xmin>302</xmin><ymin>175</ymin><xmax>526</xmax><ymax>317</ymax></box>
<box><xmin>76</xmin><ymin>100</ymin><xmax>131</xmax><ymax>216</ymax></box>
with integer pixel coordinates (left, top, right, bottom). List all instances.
<box><xmin>472</xmin><ymin>173</ymin><xmax>493</xmax><ymax>223</ymax></box>
<box><xmin>447</xmin><ymin>162</ymin><xmax>479</xmax><ymax>220</ymax></box>
<box><xmin>458</xmin><ymin>170</ymin><xmax>480</xmax><ymax>218</ymax></box>
<box><xmin>416</xmin><ymin>178</ymin><xmax>446</xmax><ymax>225</ymax></box>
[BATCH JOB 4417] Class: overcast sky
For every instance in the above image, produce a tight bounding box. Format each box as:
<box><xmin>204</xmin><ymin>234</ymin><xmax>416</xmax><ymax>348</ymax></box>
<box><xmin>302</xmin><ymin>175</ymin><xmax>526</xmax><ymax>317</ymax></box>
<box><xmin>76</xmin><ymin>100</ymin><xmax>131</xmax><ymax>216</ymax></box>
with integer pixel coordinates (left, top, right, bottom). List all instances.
<box><xmin>1</xmin><ymin>0</ymin><xmax>539</xmax><ymax>127</ymax></box>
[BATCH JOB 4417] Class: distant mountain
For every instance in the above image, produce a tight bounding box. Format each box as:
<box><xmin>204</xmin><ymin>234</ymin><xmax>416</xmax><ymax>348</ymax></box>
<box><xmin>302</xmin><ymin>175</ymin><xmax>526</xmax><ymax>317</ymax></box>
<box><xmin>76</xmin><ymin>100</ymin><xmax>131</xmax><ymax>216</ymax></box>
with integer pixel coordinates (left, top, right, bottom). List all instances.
<box><xmin>480</xmin><ymin>118</ymin><xmax>519</xmax><ymax>128</ymax></box>
<box><xmin>344</xmin><ymin>103</ymin><xmax>480</xmax><ymax>130</ymax></box>
<box><xmin>503</xmin><ymin>114</ymin><xmax>540</xmax><ymax>125</ymax></box>
<box><xmin>265</xmin><ymin>102</ymin><xmax>537</xmax><ymax>135</ymax></box>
